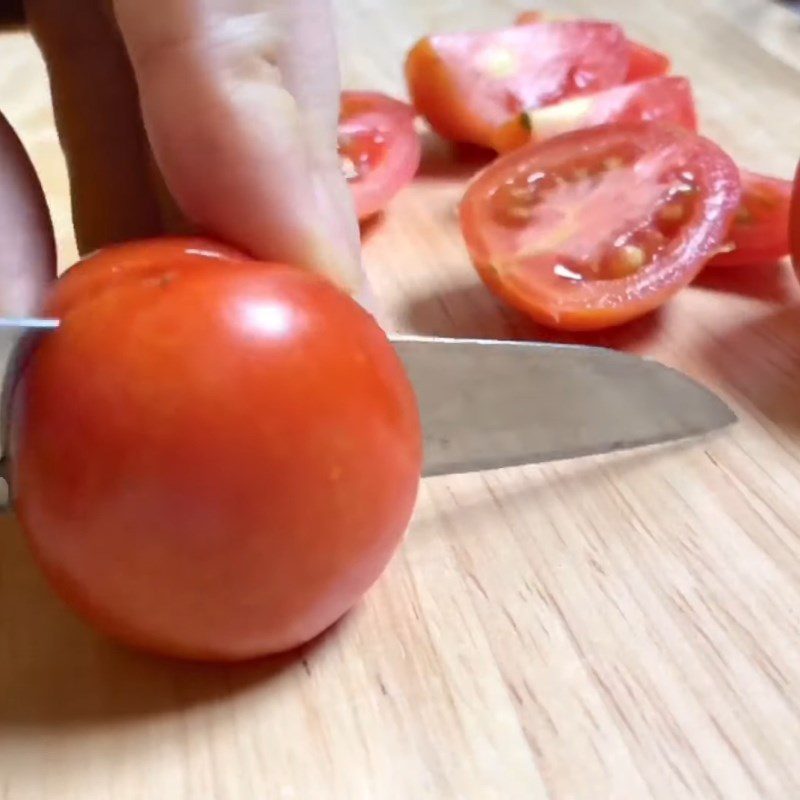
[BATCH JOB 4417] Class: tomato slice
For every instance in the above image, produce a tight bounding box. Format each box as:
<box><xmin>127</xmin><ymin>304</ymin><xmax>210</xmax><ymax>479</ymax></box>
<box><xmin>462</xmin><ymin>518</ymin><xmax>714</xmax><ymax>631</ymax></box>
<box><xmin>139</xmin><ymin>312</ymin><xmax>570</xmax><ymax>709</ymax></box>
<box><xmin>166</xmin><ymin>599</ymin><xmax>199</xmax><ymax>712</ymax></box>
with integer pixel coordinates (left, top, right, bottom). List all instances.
<box><xmin>460</xmin><ymin>123</ymin><xmax>741</xmax><ymax>331</ymax></box>
<box><xmin>707</xmin><ymin>170</ymin><xmax>792</xmax><ymax>266</ymax></box>
<box><xmin>494</xmin><ymin>76</ymin><xmax>697</xmax><ymax>151</ymax></box>
<box><xmin>405</xmin><ymin>21</ymin><xmax>630</xmax><ymax>149</ymax></box>
<box><xmin>516</xmin><ymin>11</ymin><xmax>670</xmax><ymax>82</ymax></box>
<box><xmin>339</xmin><ymin>91</ymin><xmax>422</xmax><ymax>220</ymax></box>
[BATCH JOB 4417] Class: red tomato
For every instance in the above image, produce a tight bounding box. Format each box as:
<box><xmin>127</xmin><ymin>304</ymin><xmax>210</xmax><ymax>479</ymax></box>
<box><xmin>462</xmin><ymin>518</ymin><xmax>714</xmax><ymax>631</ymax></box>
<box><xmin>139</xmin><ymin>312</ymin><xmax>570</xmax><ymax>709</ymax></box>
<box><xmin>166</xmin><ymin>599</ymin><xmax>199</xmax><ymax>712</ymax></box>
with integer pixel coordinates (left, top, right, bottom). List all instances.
<box><xmin>707</xmin><ymin>171</ymin><xmax>792</xmax><ymax>266</ymax></box>
<box><xmin>405</xmin><ymin>21</ymin><xmax>630</xmax><ymax>149</ymax></box>
<box><xmin>339</xmin><ymin>91</ymin><xmax>421</xmax><ymax>220</ymax></box>
<box><xmin>11</xmin><ymin>238</ymin><xmax>423</xmax><ymax>661</ymax></box>
<box><xmin>460</xmin><ymin>123</ymin><xmax>741</xmax><ymax>330</ymax></box>
<box><xmin>625</xmin><ymin>42</ymin><xmax>671</xmax><ymax>82</ymax></box>
<box><xmin>516</xmin><ymin>11</ymin><xmax>670</xmax><ymax>82</ymax></box>
<box><xmin>792</xmin><ymin>162</ymin><xmax>800</xmax><ymax>274</ymax></box>
<box><xmin>494</xmin><ymin>76</ymin><xmax>697</xmax><ymax>151</ymax></box>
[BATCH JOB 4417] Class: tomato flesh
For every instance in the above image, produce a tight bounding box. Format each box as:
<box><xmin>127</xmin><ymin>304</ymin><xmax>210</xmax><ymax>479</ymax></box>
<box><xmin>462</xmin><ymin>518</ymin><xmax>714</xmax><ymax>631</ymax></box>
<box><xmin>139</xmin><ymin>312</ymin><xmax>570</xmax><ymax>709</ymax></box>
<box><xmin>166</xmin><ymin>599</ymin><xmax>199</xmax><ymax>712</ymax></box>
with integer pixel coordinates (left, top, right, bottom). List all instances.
<box><xmin>494</xmin><ymin>76</ymin><xmax>697</xmax><ymax>151</ymax></box>
<box><xmin>708</xmin><ymin>170</ymin><xmax>792</xmax><ymax>266</ymax></box>
<box><xmin>11</xmin><ymin>238</ymin><xmax>423</xmax><ymax>661</ymax></box>
<box><xmin>460</xmin><ymin>123</ymin><xmax>741</xmax><ymax>330</ymax></box>
<box><xmin>405</xmin><ymin>21</ymin><xmax>630</xmax><ymax>149</ymax></box>
<box><xmin>516</xmin><ymin>11</ymin><xmax>670</xmax><ymax>82</ymax></box>
<box><xmin>339</xmin><ymin>91</ymin><xmax>421</xmax><ymax>220</ymax></box>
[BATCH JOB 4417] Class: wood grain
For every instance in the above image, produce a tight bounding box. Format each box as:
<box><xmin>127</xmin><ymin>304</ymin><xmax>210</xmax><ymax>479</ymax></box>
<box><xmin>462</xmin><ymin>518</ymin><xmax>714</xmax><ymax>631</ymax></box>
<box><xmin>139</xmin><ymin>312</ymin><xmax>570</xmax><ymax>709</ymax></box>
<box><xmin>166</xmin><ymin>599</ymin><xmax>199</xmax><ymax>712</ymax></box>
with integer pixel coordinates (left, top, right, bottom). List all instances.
<box><xmin>2</xmin><ymin>1</ymin><xmax>800</xmax><ymax>798</ymax></box>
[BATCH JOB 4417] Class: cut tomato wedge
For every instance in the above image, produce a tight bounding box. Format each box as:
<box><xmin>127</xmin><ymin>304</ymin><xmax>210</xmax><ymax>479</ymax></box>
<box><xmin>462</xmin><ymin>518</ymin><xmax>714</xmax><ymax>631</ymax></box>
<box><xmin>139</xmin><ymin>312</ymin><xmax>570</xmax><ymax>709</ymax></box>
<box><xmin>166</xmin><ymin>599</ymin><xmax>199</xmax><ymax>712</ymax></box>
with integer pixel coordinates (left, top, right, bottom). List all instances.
<box><xmin>339</xmin><ymin>91</ymin><xmax>422</xmax><ymax>220</ymax></box>
<box><xmin>516</xmin><ymin>11</ymin><xmax>670</xmax><ymax>82</ymax></box>
<box><xmin>626</xmin><ymin>42</ymin><xmax>671</xmax><ymax>82</ymax></box>
<box><xmin>405</xmin><ymin>21</ymin><xmax>630</xmax><ymax>149</ymax></box>
<box><xmin>707</xmin><ymin>170</ymin><xmax>792</xmax><ymax>266</ymax></box>
<box><xmin>460</xmin><ymin>123</ymin><xmax>741</xmax><ymax>331</ymax></box>
<box><xmin>494</xmin><ymin>76</ymin><xmax>697</xmax><ymax>151</ymax></box>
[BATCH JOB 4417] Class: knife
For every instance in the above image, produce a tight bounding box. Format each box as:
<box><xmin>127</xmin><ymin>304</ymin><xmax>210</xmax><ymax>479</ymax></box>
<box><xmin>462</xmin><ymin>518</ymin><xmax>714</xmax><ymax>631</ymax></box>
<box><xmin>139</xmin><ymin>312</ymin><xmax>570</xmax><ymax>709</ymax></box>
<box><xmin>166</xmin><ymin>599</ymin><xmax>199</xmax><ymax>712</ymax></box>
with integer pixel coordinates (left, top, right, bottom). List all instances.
<box><xmin>0</xmin><ymin>317</ymin><xmax>735</xmax><ymax>485</ymax></box>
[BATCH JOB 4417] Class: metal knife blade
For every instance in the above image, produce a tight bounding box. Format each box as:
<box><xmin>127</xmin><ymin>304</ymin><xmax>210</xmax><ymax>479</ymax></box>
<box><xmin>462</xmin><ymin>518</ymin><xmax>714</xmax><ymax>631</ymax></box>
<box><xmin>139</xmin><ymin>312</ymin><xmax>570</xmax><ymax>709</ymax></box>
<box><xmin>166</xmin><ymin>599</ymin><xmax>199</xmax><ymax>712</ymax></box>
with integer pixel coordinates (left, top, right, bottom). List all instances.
<box><xmin>0</xmin><ymin>319</ymin><xmax>735</xmax><ymax>482</ymax></box>
<box><xmin>391</xmin><ymin>334</ymin><xmax>735</xmax><ymax>477</ymax></box>
<box><xmin>0</xmin><ymin>317</ymin><xmax>60</xmax><ymax>474</ymax></box>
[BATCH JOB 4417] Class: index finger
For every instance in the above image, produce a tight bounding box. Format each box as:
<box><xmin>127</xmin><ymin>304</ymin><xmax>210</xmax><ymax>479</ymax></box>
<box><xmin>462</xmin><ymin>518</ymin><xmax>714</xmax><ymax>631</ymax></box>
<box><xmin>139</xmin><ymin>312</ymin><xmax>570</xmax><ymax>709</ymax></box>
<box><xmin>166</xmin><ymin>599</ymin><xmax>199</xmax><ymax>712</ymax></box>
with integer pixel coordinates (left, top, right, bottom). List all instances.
<box><xmin>113</xmin><ymin>0</ymin><xmax>363</xmax><ymax>293</ymax></box>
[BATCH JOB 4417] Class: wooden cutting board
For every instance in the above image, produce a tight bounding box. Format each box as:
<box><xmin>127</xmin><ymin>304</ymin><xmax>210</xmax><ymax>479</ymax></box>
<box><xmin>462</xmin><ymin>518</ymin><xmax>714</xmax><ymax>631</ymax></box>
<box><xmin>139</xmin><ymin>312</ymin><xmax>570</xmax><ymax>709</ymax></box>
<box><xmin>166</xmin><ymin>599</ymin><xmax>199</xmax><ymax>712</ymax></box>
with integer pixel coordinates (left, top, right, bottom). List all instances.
<box><xmin>2</xmin><ymin>1</ymin><xmax>800</xmax><ymax>798</ymax></box>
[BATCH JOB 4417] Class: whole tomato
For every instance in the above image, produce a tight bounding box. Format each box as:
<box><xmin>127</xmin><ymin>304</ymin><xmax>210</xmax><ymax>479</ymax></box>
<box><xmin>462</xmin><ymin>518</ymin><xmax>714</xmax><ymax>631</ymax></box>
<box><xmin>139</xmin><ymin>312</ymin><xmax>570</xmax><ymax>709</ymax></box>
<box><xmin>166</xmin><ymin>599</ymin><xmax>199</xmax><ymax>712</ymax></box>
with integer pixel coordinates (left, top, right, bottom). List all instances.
<box><xmin>10</xmin><ymin>238</ymin><xmax>422</xmax><ymax>661</ymax></box>
<box><xmin>792</xmin><ymin>161</ymin><xmax>800</xmax><ymax>275</ymax></box>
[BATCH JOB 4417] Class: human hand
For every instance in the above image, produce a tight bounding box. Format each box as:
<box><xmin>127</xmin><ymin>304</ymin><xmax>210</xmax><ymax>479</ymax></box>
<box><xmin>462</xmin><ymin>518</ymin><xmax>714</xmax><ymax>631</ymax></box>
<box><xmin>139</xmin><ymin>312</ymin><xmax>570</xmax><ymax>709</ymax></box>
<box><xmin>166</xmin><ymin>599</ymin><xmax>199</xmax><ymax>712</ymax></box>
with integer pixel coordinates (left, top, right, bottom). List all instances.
<box><xmin>0</xmin><ymin>0</ymin><xmax>362</xmax><ymax>316</ymax></box>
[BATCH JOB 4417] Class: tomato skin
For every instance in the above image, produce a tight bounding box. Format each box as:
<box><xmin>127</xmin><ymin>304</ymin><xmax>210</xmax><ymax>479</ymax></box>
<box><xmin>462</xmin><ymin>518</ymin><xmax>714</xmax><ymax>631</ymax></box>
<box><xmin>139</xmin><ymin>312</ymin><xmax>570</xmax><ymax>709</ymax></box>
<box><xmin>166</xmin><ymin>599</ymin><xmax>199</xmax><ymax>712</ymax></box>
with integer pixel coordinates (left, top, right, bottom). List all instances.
<box><xmin>11</xmin><ymin>238</ymin><xmax>423</xmax><ymax>661</ymax></box>
<box><xmin>405</xmin><ymin>22</ymin><xmax>629</xmax><ymax>149</ymax></box>
<box><xmin>494</xmin><ymin>76</ymin><xmax>697</xmax><ymax>151</ymax></box>
<box><xmin>339</xmin><ymin>91</ymin><xmax>421</xmax><ymax>220</ymax></box>
<box><xmin>708</xmin><ymin>171</ymin><xmax>792</xmax><ymax>267</ymax></box>
<box><xmin>460</xmin><ymin>123</ymin><xmax>741</xmax><ymax>331</ymax></box>
<box><xmin>516</xmin><ymin>11</ymin><xmax>670</xmax><ymax>82</ymax></box>
<box><xmin>625</xmin><ymin>42</ymin><xmax>671</xmax><ymax>82</ymax></box>
<box><xmin>792</xmin><ymin>161</ymin><xmax>800</xmax><ymax>274</ymax></box>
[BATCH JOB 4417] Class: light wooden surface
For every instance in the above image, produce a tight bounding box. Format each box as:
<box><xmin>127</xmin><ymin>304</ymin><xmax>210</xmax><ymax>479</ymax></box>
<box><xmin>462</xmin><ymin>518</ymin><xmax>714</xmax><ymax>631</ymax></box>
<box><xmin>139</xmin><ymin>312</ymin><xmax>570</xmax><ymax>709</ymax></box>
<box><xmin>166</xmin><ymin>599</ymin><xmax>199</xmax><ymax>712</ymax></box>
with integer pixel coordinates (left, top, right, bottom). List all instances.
<box><xmin>2</xmin><ymin>1</ymin><xmax>800</xmax><ymax>798</ymax></box>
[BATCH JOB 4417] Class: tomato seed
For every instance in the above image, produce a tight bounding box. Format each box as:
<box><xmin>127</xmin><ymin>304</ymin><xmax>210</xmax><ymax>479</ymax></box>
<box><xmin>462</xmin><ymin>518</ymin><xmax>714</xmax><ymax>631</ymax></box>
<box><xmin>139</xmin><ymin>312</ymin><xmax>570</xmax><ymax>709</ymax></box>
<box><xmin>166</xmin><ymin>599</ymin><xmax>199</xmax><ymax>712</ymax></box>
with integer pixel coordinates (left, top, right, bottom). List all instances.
<box><xmin>615</xmin><ymin>245</ymin><xmax>646</xmax><ymax>275</ymax></box>
<box><xmin>598</xmin><ymin>243</ymin><xmax>648</xmax><ymax>280</ymax></box>
<box><xmin>340</xmin><ymin>156</ymin><xmax>360</xmax><ymax>182</ymax></box>
<box><xmin>658</xmin><ymin>203</ymin><xmax>684</xmax><ymax>222</ymax></box>
<box><xmin>603</xmin><ymin>156</ymin><xmax>624</xmax><ymax>171</ymax></box>
<box><xmin>506</xmin><ymin>185</ymin><xmax>538</xmax><ymax>202</ymax></box>
<box><xmin>503</xmin><ymin>205</ymin><xmax>537</xmax><ymax>222</ymax></box>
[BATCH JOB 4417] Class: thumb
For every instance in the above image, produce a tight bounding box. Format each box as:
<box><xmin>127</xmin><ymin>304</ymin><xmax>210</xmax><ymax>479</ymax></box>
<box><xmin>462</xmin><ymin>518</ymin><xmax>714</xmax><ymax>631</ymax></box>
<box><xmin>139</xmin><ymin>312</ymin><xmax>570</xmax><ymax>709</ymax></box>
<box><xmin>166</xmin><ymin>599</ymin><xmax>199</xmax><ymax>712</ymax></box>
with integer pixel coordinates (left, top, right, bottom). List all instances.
<box><xmin>0</xmin><ymin>112</ymin><xmax>56</xmax><ymax>316</ymax></box>
<box><xmin>113</xmin><ymin>0</ymin><xmax>363</xmax><ymax>293</ymax></box>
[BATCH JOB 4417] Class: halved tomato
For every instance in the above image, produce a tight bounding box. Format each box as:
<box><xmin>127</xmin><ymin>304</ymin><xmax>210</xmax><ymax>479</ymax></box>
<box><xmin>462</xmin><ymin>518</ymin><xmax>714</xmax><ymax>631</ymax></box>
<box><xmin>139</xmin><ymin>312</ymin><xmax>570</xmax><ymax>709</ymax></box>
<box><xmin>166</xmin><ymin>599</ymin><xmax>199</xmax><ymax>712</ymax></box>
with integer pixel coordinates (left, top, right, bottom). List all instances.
<box><xmin>494</xmin><ymin>76</ymin><xmax>697</xmax><ymax>151</ymax></box>
<box><xmin>516</xmin><ymin>11</ymin><xmax>670</xmax><ymax>82</ymax></box>
<box><xmin>339</xmin><ymin>91</ymin><xmax>422</xmax><ymax>220</ymax></box>
<box><xmin>460</xmin><ymin>123</ymin><xmax>741</xmax><ymax>331</ymax></box>
<box><xmin>707</xmin><ymin>170</ymin><xmax>792</xmax><ymax>266</ymax></box>
<box><xmin>405</xmin><ymin>21</ymin><xmax>630</xmax><ymax>149</ymax></box>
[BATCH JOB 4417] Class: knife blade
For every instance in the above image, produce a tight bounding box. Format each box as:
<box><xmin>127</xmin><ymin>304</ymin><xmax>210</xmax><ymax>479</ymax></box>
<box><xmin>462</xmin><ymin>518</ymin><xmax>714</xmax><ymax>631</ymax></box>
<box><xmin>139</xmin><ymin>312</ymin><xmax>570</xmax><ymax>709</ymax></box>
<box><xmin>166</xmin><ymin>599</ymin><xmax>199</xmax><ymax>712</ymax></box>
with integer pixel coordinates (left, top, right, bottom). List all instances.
<box><xmin>0</xmin><ymin>318</ymin><xmax>735</xmax><ymax>483</ymax></box>
<box><xmin>393</xmin><ymin>334</ymin><xmax>735</xmax><ymax>476</ymax></box>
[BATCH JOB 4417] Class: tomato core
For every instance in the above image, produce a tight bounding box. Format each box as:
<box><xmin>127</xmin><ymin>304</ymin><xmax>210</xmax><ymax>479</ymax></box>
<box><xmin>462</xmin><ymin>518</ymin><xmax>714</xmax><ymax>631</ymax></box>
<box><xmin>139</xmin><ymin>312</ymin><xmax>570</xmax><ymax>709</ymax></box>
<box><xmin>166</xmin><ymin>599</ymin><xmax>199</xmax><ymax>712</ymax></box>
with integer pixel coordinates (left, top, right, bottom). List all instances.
<box><xmin>486</xmin><ymin>142</ymin><xmax>701</xmax><ymax>282</ymax></box>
